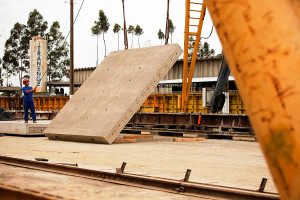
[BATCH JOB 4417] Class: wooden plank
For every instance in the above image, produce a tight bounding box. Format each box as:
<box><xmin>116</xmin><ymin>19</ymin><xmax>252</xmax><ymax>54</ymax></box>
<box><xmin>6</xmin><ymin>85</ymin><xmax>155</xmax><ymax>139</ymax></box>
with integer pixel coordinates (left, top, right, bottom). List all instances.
<box><xmin>113</xmin><ymin>138</ymin><xmax>136</xmax><ymax>144</ymax></box>
<box><xmin>44</xmin><ymin>45</ymin><xmax>182</xmax><ymax>144</ymax></box>
<box><xmin>233</xmin><ymin>136</ymin><xmax>256</xmax><ymax>142</ymax></box>
<box><xmin>173</xmin><ymin>138</ymin><xmax>205</xmax><ymax>142</ymax></box>
<box><xmin>123</xmin><ymin>135</ymin><xmax>153</xmax><ymax>139</ymax></box>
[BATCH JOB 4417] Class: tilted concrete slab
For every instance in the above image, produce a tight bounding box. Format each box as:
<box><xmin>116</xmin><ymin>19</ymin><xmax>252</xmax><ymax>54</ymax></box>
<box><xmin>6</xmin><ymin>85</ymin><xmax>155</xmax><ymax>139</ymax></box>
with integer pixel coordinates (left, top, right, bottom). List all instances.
<box><xmin>44</xmin><ymin>44</ymin><xmax>182</xmax><ymax>144</ymax></box>
<box><xmin>0</xmin><ymin>121</ymin><xmax>51</xmax><ymax>135</ymax></box>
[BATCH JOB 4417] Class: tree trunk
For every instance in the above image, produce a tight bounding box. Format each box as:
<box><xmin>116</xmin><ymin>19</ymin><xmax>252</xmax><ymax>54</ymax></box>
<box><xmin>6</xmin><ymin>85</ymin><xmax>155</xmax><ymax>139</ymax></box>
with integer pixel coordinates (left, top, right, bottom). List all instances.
<box><xmin>118</xmin><ymin>32</ymin><xmax>119</xmax><ymax>51</ymax></box>
<box><xmin>20</xmin><ymin>58</ymin><xmax>23</xmax><ymax>87</ymax></box>
<box><xmin>171</xmin><ymin>33</ymin><xmax>173</xmax><ymax>44</ymax></box>
<box><xmin>138</xmin><ymin>36</ymin><xmax>140</xmax><ymax>48</ymax></box>
<box><xmin>103</xmin><ymin>33</ymin><xmax>107</xmax><ymax>57</ymax></box>
<box><xmin>48</xmin><ymin>56</ymin><xmax>51</xmax><ymax>82</ymax></box>
<box><xmin>18</xmin><ymin>62</ymin><xmax>21</xmax><ymax>87</ymax></box>
<box><xmin>6</xmin><ymin>65</ymin><xmax>8</xmax><ymax>87</ymax></box>
<box><xmin>96</xmin><ymin>34</ymin><xmax>99</xmax><ymax>66</ymax></box>
<box><xmin>131</xmin><ymin>34</ymin><xmax>133</xmax><ymax>49</ymax></box>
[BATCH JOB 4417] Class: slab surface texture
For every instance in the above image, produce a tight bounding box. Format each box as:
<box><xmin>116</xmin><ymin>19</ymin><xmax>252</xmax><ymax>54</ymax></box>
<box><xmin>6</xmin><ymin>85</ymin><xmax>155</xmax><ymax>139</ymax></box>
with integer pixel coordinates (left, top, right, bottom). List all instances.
<box><xmin>0</xmin><ymin>120</ymin><xmax>50</xmax><ymax>135</ymax></box>
<box><xmin>44</xmin><ymin>44</ymin><xmax>182</xmax><ymax>144</ymax></box>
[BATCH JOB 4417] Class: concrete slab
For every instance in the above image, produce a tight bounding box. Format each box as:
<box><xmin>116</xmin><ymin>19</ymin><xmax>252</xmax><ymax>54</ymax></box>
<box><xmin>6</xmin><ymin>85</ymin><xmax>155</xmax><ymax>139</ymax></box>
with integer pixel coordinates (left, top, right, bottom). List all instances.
<box><xmin>44</xmin><ymin>44</ymin><xmax>182</xmax><ymax>144</ymax></box>
<box><xmin>0</xmin><ymin>121</ymin><xmax>51</xmax><ymax>135</ymax></box>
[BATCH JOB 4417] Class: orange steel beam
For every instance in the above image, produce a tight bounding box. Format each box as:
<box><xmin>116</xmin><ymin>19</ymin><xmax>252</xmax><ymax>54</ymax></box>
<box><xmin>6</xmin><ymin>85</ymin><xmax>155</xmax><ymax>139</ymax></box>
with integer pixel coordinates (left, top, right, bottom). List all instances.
<box><xmin>182</xmin><ymin>0</ymin><xmax>191</xmax><ymax>112</ymax></box>
<box><xmin>205</xmin><ymin>0</ymin><xmax>300</xmax><ymax>199</ymax></box>
<box><xmin>185</xmin><ymin>5</ymin><xmax>206</xmax><ymax>110</ymax></box>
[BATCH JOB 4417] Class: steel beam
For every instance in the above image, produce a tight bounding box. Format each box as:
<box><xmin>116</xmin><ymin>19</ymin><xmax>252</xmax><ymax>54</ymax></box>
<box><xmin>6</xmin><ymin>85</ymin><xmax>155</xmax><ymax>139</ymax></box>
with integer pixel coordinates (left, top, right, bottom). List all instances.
<box><xmin>205</xmin><ymin>0</ymin><xmax>300</xmax><ymax>199</ymax></box>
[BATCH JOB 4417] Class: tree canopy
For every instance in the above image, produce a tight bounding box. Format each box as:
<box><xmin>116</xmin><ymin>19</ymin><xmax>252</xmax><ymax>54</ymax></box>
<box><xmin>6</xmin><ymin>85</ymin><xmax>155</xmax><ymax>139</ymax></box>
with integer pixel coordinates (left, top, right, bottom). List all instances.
<box><xmin>3</xmin><ymin>22</ymin><xmax>26</xmax><ymax>86</ymax></box>
<box><xmin>188</xmin><ymin>36</ymin><xmax>215</xmax><ymax>59</ymax></box>
<box><xmin>47</xmin><ymin>21</ymin><xmax>70</xmax><ymax>81</ymax></box>
<box><xmin>2</xmin><ymin>9</ymin><xmax>69</xmax><ymax>86</ymax></box>
<box><xmin>113</xmin><ymin>23</ymin><xmax>121</xmax><ymax>34</ymax></box>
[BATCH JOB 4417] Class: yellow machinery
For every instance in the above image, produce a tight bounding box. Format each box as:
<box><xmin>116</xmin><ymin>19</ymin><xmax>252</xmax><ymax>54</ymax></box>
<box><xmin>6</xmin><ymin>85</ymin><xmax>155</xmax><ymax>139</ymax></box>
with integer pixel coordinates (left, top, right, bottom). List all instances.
<box><xmin>139</xmin><ymin>93</ymin><xmax>246</xmax><ymax>114</ymax></box>
<box><xmin>0</xmin><ymin>94</ymin><xmax>246</xmax><ymax>114</ymax></box>
<box><xmin>204</xmin><ymin>0</ymin><xmax>300</xmax><ymax>199</ymax></box>
<box><xmin>0</xmin><ymin>96</ymin><xmax>68</xmax><ymax>111</ymax></box>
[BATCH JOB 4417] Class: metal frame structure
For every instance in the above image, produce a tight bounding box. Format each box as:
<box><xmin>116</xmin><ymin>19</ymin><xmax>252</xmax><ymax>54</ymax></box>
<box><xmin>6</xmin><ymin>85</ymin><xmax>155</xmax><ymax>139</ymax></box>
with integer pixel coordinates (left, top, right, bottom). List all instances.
<box><xmin>182</xmin><ymin>1</ymin><xmax>206</xmax><ymax>112</ymax></box>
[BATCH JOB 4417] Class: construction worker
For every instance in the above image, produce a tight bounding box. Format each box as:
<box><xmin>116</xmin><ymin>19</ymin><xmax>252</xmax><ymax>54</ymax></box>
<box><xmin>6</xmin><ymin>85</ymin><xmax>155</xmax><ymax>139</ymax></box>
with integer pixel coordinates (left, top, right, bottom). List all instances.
<box><xmin>22</xmin><ymin>79</ymin><xmax>37</xmax><ymax>123</ymax></box>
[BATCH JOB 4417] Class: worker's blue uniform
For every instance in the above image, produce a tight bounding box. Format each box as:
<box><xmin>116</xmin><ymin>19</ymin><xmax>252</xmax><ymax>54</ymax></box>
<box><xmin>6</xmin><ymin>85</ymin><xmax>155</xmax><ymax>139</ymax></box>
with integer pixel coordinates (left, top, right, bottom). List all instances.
<box><xmin>22</xmin><ymin>86</ymin><xmax>36</xmax><ymax>121</ymax></box>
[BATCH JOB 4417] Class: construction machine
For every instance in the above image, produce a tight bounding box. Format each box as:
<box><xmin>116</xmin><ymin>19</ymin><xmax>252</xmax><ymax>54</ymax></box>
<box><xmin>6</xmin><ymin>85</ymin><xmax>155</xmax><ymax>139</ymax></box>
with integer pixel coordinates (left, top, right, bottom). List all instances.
<box><xmin>183</xmin><ymin>1</ymin><xmax>300</xmax><ymax>199</ymax></box>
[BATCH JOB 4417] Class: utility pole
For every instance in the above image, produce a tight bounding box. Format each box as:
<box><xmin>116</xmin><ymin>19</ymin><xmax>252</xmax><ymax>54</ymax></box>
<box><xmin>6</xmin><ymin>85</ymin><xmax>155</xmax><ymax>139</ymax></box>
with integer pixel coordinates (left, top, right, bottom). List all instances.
<box><xmin>165</xmin><ymin>0</ymin><xmax>170</xmax><ymax>45</ymax></box>
<box><xmin>122</xmin><ymin>0</ymin><xmax>128</xmax><ymax>50</ymax></box>
<box><xmin>70</xmin><ymin>0</ymin><xmax>74</xmax><ymax>95</ymax></box>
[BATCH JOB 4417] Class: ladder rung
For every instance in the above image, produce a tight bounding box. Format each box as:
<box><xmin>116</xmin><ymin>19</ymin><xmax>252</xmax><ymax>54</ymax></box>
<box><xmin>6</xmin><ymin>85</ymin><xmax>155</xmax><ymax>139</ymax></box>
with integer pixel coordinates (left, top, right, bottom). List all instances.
<box><xmin>189</xmin><ymin>40</ymin><xmax>196</xmax><ymax>41</ymax></box>
<box><xmin>189</xmin><ymin>25</ymin><xmax>198</xmax><ymax>27</ymax></box>
<box><xmin>190</xmin><ymin>2</ymin><xmax>202</xmax><ymax>5</ymax></box>
<box><xmin>190</xmin><ymin>9</ymin><xmax>201</xmax><ymax>12</ymax></box>
<box><xmin>189</xmin><ymin>32</ymin><xmax>198</xmax><ymax>36</ymax></box>
<box><xmin>188</xmin><ymin>54</ymin><xmax>194</xmax><ymax>56</ymax></box>
<box><xmin>188</xmin><ymin>47</ymin><xmax>194</xmax><ymax>48</ymax></box>
<box><xmin>189</xmin><ymin>17</ymin><xmax>200</xmax><ymax>19</ymax></box>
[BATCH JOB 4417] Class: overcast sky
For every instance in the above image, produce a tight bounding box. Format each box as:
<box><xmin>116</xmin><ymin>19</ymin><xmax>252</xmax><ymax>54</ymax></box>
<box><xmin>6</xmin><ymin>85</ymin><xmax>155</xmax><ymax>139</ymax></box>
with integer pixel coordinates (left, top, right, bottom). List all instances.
<box><xmin>0</xmin><ymin>0</ymin><xmax>222</xmax><ymax>86</ymax></box>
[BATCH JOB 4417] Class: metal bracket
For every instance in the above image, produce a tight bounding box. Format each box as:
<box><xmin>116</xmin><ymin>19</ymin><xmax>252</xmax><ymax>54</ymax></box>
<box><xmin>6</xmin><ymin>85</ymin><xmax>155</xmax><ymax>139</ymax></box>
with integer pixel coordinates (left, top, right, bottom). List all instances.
<box><xmin>184</xmin><ymin>169</ymin><xmax>191</xmax><ymax>182</ymax></box>
<box><xmin>116</xmin><ymin>162</ymin><xmax>127</xmax><ymax>173</ymax></box>
<box><xmin>258</xmin><ymin>178</ymin><xmax>268</xmax><ymax>192</ymax></box>
<box><xmin>175</xmin><ymin>169</ymin><xmax>192</xmax><ymax>192</ymax></box>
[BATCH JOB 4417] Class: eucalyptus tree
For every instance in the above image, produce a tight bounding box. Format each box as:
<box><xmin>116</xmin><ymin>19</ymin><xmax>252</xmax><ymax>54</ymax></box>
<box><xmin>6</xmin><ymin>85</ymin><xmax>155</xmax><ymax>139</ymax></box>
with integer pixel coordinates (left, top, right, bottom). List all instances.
<box><xmin>169</xmin><ymin>19</ymin><xmax>176</xmax><ymax>43</ymax></box>
<box><xmin>127</xmin><ymin>25</ymin><xmax>134</xmax><ymax>49</ymax></box>
<box><xmin>113</xmin><ymin>23</ymin><xmax>121</xmax><ymax>50</ymax></box>
<box><xmin>91</xmin><ymin>21</ymin><xmax>101</xmax><ymax>66</ymax></box>
<box><xmin>134</xmin><ymin>25</ymin><xmax>143</xmax><ymax>48</ymax></box>
<box><xmin>157</xmin><ymin>29</ymin><xmax>165</xmax><ymax>44</ymax></box>
<box><xmin>98</xmin><ymin>10</ymin><xmax>110</xmax><ymax>57</ymax></box>
<box><xmin>91</xmin><ymin>9</ymin><xmax>110</xmax><ymax>62</ymax></box>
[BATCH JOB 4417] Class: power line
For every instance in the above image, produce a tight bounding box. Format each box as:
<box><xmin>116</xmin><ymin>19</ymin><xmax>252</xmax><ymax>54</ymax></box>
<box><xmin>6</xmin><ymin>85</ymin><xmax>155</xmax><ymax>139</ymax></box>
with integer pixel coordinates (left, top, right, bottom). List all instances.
<box><xmin>201</xmin><ymin>25</ymin><xmax>213</xmax><ymax>40</ymax></box>
<box><xmin>63</xmin><ymin>0</ymin><xmax>85</xmax><ymax>44</ymax></box>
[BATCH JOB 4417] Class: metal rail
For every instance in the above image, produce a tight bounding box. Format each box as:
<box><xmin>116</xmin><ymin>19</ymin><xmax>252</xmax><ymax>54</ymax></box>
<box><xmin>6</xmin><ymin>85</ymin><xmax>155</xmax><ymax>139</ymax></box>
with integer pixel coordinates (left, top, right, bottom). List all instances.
<box><xmin>0</xmin><ymin>155</ymin><xmax>279</xmax><ymax>200</ymax></box>
<box><xmin>0</xmin><ymin>183</ymin><xmax>59</xmax><ymax>200</ymax></box>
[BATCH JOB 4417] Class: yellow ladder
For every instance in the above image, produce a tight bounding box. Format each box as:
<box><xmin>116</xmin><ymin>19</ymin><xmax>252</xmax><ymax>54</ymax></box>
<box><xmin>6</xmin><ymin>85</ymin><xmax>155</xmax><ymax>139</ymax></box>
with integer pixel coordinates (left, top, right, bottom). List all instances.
<box><xmin>182</xmin><ymin>1</ymin><xmax>206</xmax><ymax>112</ymax></box>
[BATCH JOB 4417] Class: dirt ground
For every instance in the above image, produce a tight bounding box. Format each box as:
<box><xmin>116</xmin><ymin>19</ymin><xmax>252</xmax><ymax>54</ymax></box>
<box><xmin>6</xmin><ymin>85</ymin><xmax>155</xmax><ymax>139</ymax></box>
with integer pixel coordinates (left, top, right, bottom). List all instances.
<box><xmin>0</xmin><ymin>135</ymin><xmax>277</xmax><ymax>193</ymax></box>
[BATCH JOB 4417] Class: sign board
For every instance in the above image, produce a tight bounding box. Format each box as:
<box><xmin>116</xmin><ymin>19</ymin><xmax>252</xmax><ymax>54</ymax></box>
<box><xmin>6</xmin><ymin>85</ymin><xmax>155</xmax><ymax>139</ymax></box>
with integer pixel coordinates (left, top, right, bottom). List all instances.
<box><xmin>29</xmin><ymin>36</ymin><xmax>47</xmax><ymax>92</ymax></box>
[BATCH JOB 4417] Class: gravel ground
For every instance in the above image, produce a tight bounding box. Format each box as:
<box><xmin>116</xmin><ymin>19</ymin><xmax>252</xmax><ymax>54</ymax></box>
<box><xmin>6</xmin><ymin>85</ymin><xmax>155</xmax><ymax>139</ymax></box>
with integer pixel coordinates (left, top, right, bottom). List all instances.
<box><xmin>0</xmin><ymin>135</ymin><xmax>277</xmax><ymax>193</ymax></box>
